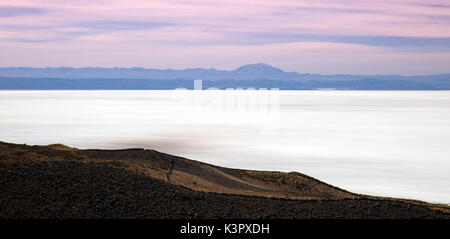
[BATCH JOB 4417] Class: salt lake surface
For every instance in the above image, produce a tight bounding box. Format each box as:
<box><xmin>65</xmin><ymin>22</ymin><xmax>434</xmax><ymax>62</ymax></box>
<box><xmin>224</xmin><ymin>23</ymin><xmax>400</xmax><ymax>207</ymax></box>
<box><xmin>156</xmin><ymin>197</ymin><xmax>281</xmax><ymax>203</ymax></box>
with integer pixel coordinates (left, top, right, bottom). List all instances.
<box><xmin>1</xmin><ymin>90</ymin><xmax>449</xmax><ymax>203</ymax></box>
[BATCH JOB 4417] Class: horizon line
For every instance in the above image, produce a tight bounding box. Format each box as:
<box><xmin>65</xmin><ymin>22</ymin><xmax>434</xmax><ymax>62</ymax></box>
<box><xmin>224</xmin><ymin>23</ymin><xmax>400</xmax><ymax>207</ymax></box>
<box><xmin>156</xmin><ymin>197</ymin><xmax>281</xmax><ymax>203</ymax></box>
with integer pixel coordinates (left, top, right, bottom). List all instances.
<box><xmin>1</xmin><ymin>64</ymin><xmax>449</xmax><ymax>77</ymax></box>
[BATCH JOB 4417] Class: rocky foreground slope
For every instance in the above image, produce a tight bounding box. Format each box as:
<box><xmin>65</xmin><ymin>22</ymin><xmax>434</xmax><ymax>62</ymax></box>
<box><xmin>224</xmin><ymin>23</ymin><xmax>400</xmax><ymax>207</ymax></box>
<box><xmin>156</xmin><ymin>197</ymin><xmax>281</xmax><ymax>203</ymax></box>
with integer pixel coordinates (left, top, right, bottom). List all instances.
<box><xmin>0</xmin><ymin>141</ymin><xmax>448</xmax><ymax>219</ymax></box>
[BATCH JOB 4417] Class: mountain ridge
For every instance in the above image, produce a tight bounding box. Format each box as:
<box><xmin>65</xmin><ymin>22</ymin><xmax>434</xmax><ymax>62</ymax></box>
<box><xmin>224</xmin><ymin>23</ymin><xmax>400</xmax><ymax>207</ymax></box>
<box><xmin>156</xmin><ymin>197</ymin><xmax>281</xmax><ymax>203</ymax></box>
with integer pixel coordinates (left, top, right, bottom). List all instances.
<box><xmin>1</xmin><ymin>63</ymin><xmax>449</xmax><ymax>80</ymax></box>
<box><xmin>1</xmin><ymin>63</ymin><xmax>450</xmax><ymax>89</ymax></box>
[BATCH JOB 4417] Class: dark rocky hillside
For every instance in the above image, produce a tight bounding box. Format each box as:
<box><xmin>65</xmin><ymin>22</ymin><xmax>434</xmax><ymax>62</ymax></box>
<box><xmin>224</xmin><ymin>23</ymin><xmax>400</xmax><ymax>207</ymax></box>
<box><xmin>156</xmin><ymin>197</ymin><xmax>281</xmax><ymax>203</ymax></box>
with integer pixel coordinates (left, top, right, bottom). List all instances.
<box><xmin>0</xmin><ymin>141</ymin><xmax>449</xmax><ymax>219</ymax></box>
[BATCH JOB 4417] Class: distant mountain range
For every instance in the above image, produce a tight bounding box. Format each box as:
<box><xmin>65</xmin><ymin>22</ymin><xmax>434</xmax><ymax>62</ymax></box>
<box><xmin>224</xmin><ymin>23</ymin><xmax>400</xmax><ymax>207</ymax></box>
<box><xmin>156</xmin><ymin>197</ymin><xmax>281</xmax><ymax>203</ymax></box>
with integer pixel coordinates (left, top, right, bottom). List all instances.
<box><xmin>0</xmin><ymin>63</ymin><xmax>449</xmax><ymax>90</ymax></box>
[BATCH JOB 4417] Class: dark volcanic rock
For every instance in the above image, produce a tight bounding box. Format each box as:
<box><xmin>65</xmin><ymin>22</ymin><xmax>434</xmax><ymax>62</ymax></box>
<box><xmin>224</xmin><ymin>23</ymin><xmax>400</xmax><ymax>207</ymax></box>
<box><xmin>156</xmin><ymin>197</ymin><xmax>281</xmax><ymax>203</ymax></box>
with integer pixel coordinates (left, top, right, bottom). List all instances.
<box><xmin>0</xmin><ymin>142</ymin><xmax>448</xmax><ymax>219</ymax></box>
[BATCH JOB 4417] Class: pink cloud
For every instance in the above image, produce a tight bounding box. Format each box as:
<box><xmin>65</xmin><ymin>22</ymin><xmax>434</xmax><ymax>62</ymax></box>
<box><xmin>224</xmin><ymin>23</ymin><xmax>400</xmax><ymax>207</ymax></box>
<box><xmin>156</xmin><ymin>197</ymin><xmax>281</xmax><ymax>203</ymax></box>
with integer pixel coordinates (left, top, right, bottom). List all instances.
<box><xmin>0</xmin><ymin>0</ymin><xmax>449</xmax><ymax>73</ymax></box>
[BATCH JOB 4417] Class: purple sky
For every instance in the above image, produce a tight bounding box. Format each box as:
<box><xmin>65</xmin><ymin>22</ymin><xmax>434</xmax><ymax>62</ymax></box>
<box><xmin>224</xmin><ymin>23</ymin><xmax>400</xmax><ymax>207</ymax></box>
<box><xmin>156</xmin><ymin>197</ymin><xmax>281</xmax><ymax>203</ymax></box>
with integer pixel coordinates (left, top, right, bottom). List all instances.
<box><xmin>1</xmin><ymin>0</ymin><xmax>450</xmax><ymax>74</ymax></box>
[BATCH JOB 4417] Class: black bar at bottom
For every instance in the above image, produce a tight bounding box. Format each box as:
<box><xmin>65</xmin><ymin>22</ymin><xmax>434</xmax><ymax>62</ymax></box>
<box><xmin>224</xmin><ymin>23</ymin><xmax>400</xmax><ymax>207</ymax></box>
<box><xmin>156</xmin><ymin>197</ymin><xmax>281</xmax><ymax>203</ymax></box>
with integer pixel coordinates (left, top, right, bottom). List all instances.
<box><xmin>0</xmin><ymin>219</ymin><xmax>448</xmax><ymax>238</ymax></box>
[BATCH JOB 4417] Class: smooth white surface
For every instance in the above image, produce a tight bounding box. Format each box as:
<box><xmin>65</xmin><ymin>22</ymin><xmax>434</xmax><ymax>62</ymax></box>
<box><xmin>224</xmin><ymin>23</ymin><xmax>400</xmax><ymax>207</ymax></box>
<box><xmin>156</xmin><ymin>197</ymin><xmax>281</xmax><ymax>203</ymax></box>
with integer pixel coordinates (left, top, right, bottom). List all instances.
<box><xmin>1</xmin><ymin>90</ymin><xmax>449</xmax><ymax>203</ymax></box>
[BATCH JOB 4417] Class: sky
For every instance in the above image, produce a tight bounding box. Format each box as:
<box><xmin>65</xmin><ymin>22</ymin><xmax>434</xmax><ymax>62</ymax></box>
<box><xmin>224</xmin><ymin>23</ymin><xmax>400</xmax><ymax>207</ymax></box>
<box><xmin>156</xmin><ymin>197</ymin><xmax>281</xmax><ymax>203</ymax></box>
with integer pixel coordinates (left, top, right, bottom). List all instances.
<box><xmin>0</xmin><ymin>0</ymin><xmax>450</xmax><ymax>75</ymax></box>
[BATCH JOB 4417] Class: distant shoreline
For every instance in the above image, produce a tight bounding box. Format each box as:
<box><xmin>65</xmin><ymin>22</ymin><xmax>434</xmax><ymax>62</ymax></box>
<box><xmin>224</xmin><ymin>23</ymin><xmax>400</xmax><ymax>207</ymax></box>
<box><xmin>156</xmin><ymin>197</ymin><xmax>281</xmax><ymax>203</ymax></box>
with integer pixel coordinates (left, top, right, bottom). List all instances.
<box><xmin>1</xmin><ymin>63</ymin><xmax>449</xmax><ymax>90</ymax></box>
<box><xmin>0</xmin><ymin>77</ymin><xmax>448</xmax><ymax>90</ymax></box>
